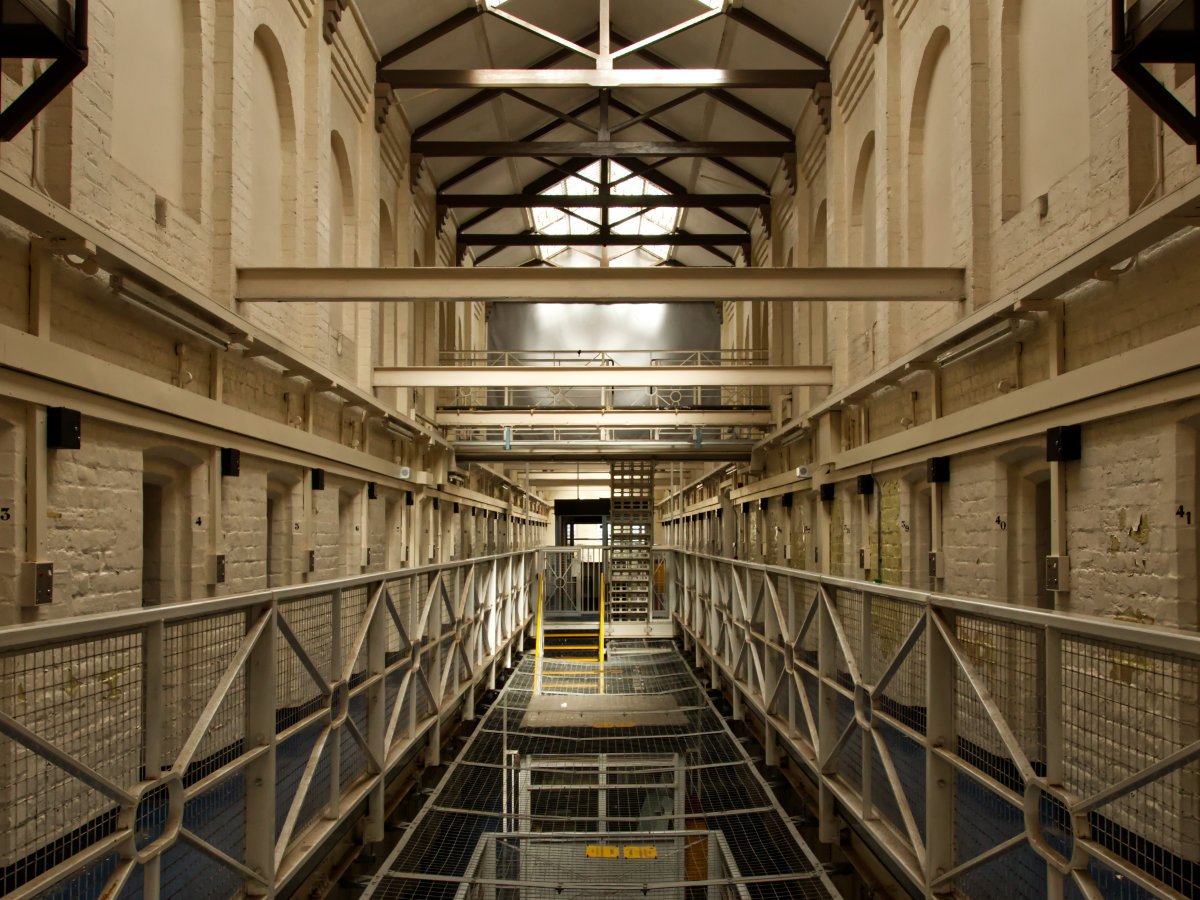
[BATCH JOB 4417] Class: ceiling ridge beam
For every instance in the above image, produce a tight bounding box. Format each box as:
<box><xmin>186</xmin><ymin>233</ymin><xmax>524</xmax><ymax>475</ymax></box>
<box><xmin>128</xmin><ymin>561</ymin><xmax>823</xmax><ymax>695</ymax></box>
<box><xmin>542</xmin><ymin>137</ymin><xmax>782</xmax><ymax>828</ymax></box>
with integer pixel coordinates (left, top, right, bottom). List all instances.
<box><xmin>455</xmin><ymin>233</ymin><xmax>751</xmax><ymax>247</ymax></box>
<box><xmin>413</xmin><ymin>140</ymin><xmax>794</xmax><ymax>158</ymax></box>
<box><xmin>377</xmin><ymin>69</ymin><xmax>826</xmax><ymax>90</ymax></box>
<box><xmin>436</xmin><ymin>194</ymin><xmax>768</xmax><ymax>208</ymax></box>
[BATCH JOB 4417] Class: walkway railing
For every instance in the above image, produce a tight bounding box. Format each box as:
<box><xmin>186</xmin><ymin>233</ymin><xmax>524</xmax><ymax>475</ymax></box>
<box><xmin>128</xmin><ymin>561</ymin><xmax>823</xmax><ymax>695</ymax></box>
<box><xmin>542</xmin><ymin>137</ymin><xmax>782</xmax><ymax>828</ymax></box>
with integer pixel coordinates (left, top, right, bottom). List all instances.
<box><xmin>668</xmin><ymin>549</ymin><xmax>1200</xmax><ymax>899</ymax></box>
<box><xmin>0</xmin><ymin>551</ymin><xmax>537</xmax><ymax>899</ymax></box>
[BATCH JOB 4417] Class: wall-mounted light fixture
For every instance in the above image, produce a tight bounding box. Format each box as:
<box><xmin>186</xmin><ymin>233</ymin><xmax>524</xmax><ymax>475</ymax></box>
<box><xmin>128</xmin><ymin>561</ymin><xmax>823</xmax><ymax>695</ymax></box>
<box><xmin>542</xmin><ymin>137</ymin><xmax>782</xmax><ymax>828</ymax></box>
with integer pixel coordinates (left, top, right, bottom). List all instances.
<box><xmin>109</xmin><ymin>275</ymin><xmax>232</xmax><ymax>350</ymax></box>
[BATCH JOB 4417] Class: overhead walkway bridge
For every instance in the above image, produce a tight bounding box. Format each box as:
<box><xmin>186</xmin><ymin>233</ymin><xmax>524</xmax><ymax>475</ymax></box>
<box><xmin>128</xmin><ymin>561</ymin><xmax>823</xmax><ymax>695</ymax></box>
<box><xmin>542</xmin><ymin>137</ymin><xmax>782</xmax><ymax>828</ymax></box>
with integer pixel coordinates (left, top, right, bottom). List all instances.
<box><xmin>0</xmin><ymin>550</ymin><xmax>1196</xmax><ymax>899</ymax></box>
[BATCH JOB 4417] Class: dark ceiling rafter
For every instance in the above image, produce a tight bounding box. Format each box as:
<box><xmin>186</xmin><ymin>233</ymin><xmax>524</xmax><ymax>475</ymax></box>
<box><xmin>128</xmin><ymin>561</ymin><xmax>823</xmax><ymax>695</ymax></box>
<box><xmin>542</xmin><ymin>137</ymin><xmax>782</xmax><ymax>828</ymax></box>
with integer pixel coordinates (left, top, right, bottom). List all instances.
<box><xmin>373</xmin><ymin>3</ymin><xmax>830</xmax><ymax>267</ymax></box>
<box><xmin>437</xmin><ymin>194</ymin><xmax>767</xmax><ymax>208</ymax></box>
<box><xmin>605</xmin><ymin>96</ymin><xmax>771</xmax><ymax>192</ymax></box>
<box><xmin>609</xmin><ymin>155</ymin><xmax>750</xmax><ymax>235</ymax></box>
<box><xmin>723</xmin><ymin>7</ymin><xmax>828</xmax><ymax>69</ymax></box>
<box><xmin>437</xmin><ymin>95</ymin><xmax>603</xmax><ymax>192</ymax></box>
<box><xmin>413</xmin><ymin>140</ymin><xmax>795</xmax><ymax>159</ymax></box>
<box><xmin>613</xmin><ymin>36</ymin><xmax>800</xmax><ymax>141</ymax></box>
<box><xmin>377</xmin><ymin>6</ymin><xmax>481</xmax><ymax>68</ymax></box>
<box><xmin>0</xmin><ymin>0</ymin><xmax>89</xmax><ymax>142</ymax></box>
<box><xmin>378</xmin><ymin>68</ymin><xmax>825</xmax><ymax>90</ymax></box>
<box><xmin>608</xmin><ymin>88</ymin><xmax>704</xmax><ymax>135</ymax></box>
<box><xmin>455</xmin><ymin>151</ymin><xmax>753</xmax><ymax>237</ymax></box>
<box><xmin>503</xmin><ymin>89</ymin><xmax>597</xmax><ymax>132</ymax></box>
<box><xmin>456</xmin><ymin>155</ymin><xmax>601</xmax><ymax>232</ymax></box>
<box><xmin>412</xmin><ymin>32</ymin><xmax>599</xmax><ymax>140</ymax></box>
<box><xmin>460</xmin><ymin>154</ymin><xmax>743</xmax><ymax>266</ymax></box>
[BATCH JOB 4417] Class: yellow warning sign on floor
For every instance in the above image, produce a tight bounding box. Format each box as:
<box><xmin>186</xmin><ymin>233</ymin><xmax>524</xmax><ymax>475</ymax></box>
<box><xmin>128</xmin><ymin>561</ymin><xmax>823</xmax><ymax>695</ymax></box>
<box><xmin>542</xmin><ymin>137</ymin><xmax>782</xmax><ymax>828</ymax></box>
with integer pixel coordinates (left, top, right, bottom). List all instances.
<box><xmin>585</xmin><ymin>845</ymin><xmax>619</xmax><ymax>858</ymax></box>
<box><xmin>623</xmin><ymin>846</ymin><xmax>658</xmax><ymax>860</ymax></box>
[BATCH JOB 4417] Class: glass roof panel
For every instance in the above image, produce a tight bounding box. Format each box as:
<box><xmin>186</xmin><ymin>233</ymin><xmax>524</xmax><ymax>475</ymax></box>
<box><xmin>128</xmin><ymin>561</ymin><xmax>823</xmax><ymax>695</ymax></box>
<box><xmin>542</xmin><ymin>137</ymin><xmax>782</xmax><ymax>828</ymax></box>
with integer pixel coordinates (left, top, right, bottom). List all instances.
<box><xmin>529</xmin><ymin>161</ymin><xmax>681</xmax><ymax>266</ymax></box>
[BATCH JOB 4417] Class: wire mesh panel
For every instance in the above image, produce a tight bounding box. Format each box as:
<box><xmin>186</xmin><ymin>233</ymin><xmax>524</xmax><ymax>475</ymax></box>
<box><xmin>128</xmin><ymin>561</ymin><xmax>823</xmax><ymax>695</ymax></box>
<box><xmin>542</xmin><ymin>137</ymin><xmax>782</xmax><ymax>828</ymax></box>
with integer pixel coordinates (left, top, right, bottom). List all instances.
<box><xmin>0</xmin><ymin>551</ymin><xmax>537</xmax><ymax>900</ymax></box>
<box><xmin>668</xmin><ymin>548</ymin><xmax>1200</xmax><ymax>900</ymax></box>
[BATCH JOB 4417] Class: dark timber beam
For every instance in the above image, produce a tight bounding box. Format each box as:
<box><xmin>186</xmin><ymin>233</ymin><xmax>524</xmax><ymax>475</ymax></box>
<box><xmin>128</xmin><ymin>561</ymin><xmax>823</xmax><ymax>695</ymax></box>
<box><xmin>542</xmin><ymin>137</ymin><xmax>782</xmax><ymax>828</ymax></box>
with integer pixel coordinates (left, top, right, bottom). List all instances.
<box><xmin>456</xmin><ymin>157</ymin><xmax>599</xmax><ymax>231</ymax></box>
<box><xmin>413</xmin><ymin>141</ymin><xmax>794</xmax><ymax>158</ymax></box>
<box><xmin>437</xmin><ymin>194</ymin><xmax>767</xmax><ymax>208</ymax></box>
<box><xmin>724</xmin><ymin>8</ymin><xmax>828</xmax><ymax>69</ymax></box>
<box><xmin>438</xmin><ymin>98</ymin><xmax>601</xmax><ymax>192</ymax></box>
<box><xmin>606</xmin><ymin>98</ymin><xmax>771</xmax><ymax>192</ymax></box>
<box><xmin>411</xmin><ymin>29</ymin><xmax>601</xmax><ymax>140</ymax></box>
<box><xmin>457</xmin><ymin>233</ymin><xmax>750</xmax><ymax>247</ymax></box>
<box><xmin>378</xmin><ymin>8</ymin><xmax>482</xmax><ymax>68</ymax></box>
<box><xmin>619</xmin><ymin>37</ymin><xmax>797</xmax><ymax>140</ymax></box>
<box><xmin>377</xmin><ymin>69</ymin><xmax>828</xmax><ymax>90</ymax></box>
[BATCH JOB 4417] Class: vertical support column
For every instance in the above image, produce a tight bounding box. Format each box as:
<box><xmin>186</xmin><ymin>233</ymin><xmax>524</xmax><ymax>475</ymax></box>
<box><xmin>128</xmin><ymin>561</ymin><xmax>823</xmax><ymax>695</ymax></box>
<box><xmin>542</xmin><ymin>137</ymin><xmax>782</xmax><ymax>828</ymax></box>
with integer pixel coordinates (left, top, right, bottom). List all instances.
<box><xmin>327</xmin><ymin>588</ymin><xmax>343</xmax><ymax>820</ymax></box>
<box><xmin>816</xmin><ymin>587</ymin><xmax>838</xmax><ymax>844</ymax></box>
<box><xmin>244</xmin><ymin>604</ymin><xmax>277</xmax><ymax>895</ymax></box>
<box><xmin>142</xmin><ymin>621</ymin><xmax>164</xmax><ymax>899</ymax></box>
<box><xmin>1044</xmin><ymin>625</ymin><xmax>1065</xmax><ymax>899</ymax></box>
<box><xmin>860</xmin><ymin>593</ymin><xmax>874</xmax><ymax>821</ymax></box>
<box><xmin>925</xmin><ymin>608</ymin><xmax>955</xmax><ymax>894</ymax></box>
<box><xmin>763</xmin><ymin>573</ymin><xmax>780</xmax><ymax>766</ymax></box>
<box><xmin>598</xmin><ymin>0</ymin><xmax>611</xmax><ymax>70</ymax></box>
<box><xmin>365</xmin><ymin>583</ymin><xmax>387</xmax><ymax>844</ymax></box>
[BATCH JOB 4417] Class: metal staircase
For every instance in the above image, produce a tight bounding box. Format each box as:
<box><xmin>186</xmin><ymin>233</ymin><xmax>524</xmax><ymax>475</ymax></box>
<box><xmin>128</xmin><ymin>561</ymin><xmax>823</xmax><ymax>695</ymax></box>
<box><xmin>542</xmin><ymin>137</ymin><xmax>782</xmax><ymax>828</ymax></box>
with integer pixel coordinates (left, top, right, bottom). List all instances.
<box><xmin>607</xmin><ymin>461</ymin><xmax>654</xmax><ymax>622</ymax></box>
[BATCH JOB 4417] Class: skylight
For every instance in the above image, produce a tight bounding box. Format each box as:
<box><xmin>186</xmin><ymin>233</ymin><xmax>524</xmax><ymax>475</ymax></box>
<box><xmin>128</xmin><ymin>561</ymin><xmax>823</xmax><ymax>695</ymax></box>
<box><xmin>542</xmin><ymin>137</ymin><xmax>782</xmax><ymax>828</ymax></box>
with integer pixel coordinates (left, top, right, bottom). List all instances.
<box><xmin>530</xmin><ymin>161</ymin><xmax>682</xmax><ymax>267</ymax></box>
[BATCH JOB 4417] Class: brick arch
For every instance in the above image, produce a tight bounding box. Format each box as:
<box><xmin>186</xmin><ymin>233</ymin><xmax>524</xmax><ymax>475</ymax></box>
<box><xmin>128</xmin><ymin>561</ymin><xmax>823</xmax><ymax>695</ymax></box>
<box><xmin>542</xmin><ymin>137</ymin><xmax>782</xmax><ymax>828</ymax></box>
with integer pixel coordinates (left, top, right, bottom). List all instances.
<box><xmin>906</xmin><ymin>25</ymin><xmax>954</xmax><ymax>266</ymax></box>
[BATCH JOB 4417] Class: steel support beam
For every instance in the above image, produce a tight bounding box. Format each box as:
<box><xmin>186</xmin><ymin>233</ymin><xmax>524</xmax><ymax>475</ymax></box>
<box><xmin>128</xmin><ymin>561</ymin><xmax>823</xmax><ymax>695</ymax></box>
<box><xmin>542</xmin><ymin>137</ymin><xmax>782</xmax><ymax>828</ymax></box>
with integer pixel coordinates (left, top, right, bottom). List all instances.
<box><xmin>377</xmin><ymin>366</ymin><xmax>831</xmax><ymax>388</ymax></box>
<box><xmin>437</xmin><ymin>193</ymin><xmax>767</xmax><ymax>208</ymax></box>
<box><xmin>378</xmin><ymin>69</ymin><xmax>828</xmax><ymax>90</ymax></box>
<box><xmin>437</xmin><ymin>410</ymin><xmax>776</xmax><ymax>427</ymax></box>
<box><xmin>452</xmin><ymin>444</ymin><xmax>755</xmax><ymax>462</ymax></box>
<box><xmin>456</xmin><ymin>233</ymin><xmax>748</xmax><ymax>247</ymax></box>
<box><xmin>237</xmin><ymin>266</ymin><xmax>967</xmax><ymax>303</ymax></box>
<box><xmin>413</xmin><ymin>141</ymin><xmax>794</xmax><ymax>158</ymax></box>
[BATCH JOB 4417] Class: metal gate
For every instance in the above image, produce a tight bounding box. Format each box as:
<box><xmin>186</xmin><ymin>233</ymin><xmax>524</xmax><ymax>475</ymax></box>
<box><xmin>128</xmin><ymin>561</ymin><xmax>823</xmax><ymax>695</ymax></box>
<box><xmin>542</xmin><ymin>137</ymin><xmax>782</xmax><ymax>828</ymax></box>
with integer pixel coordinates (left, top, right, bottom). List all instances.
<box><xmin>542</xmin><ymin>547</ymin><xmax>604</xmax><ymax>619</ymax></box>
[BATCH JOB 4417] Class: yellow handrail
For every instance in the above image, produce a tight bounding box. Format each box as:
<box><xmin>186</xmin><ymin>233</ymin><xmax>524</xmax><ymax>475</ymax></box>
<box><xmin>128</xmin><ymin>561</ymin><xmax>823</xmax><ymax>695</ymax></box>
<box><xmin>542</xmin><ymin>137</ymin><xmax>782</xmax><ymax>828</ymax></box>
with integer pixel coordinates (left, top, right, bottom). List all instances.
<box><xmin>534</xmin><ymin>572</ymin><xmax>544</xmax><ymax>693</ymax></box>
<box><xmin>599</xmin><ymin>571</ymin><xmax>606</xmax><ymax>664</ymax></box>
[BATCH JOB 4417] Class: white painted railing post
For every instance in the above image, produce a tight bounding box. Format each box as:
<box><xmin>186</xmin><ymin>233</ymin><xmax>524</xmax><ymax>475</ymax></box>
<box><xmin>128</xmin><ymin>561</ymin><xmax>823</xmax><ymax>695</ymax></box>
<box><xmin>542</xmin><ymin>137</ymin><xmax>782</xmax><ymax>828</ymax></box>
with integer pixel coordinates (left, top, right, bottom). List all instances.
<box><xmin>925</xmin><ymin>606</ymin><xmax>955</xmax><ymax>895</ymax></box>
<box><xmin>328</xmin><ymin>587</ymin><xmax>343</xmax><ymax>820</ymax></box>
<box><xmin>365</xmin><ymin>579</ymin><xmax>387</xmax><ymax>845</ymax></box>
<box><xmin>142</xmin><ymin>620</ymin><xmax>165</xmax><ymax>900</ymax></box>
<box><xmin>245</xmin><ymin>602</ymin><xmax>277</xmax><ymax>895</ymax></box>
<box><xmin>817</xmin><ymin>584</ymin><xmax>838</xmax><ymax>844</ymax></box>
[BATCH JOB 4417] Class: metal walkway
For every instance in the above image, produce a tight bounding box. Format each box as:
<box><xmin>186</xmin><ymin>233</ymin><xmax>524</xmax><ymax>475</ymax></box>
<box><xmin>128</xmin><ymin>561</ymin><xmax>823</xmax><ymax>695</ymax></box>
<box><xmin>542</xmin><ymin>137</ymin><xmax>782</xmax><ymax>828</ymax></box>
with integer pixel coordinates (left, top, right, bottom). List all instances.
<box><xmin>360</xmin><ymin>643</ymin><xmax>841</xmax><ymax>900</ymax></box>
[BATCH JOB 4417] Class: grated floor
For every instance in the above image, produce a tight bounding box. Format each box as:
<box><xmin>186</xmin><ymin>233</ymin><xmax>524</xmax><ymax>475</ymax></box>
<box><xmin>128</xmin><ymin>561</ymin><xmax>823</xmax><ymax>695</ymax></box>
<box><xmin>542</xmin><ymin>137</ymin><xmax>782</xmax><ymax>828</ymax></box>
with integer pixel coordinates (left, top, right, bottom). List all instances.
<box><xmin>360</xmin><ymin>642</ymin><xmax>841</xmax><ymax>900</ymax></box>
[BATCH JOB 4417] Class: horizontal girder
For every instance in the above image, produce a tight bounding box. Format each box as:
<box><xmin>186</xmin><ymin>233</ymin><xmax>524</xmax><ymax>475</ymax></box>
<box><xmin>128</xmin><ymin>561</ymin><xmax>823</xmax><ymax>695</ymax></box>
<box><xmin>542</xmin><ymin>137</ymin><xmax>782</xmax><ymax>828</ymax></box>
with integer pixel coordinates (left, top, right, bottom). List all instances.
<box><xmin>378</xmin><ymin>68</ymin><xmax>826</xmax><ymax>90</ymax></box>
<box><xmin>437</xmin><ymin>409</ymin><xmax>775</xmax><ymax>427</ymax></box>
<box><xmin>413</xmin><ymin>141</ymin><xmax>794</xmax><ymax>158</ymax></box>
<box><xmin>457</xmin><ymin>233</ymin><xmax>748</xmax><ymax>247</ymax></box>
<box><xmin>376</xmin><ymin>365</ymin><xmax>831</xmax><ymax>388</ymax></box>
<box><xmin>236</xmin><ymin>266</ymin><xmax>966</xmax><ymax>303</ymax></box>
<box><xmin>453</xmin><ymin>444</ymin><xmax>754</xmax><ymax>462</ymax></box>
<box><xmin>436</xmin><ymin>193</ymin><xmax>767</xmax><ymax>208</ymax></box>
